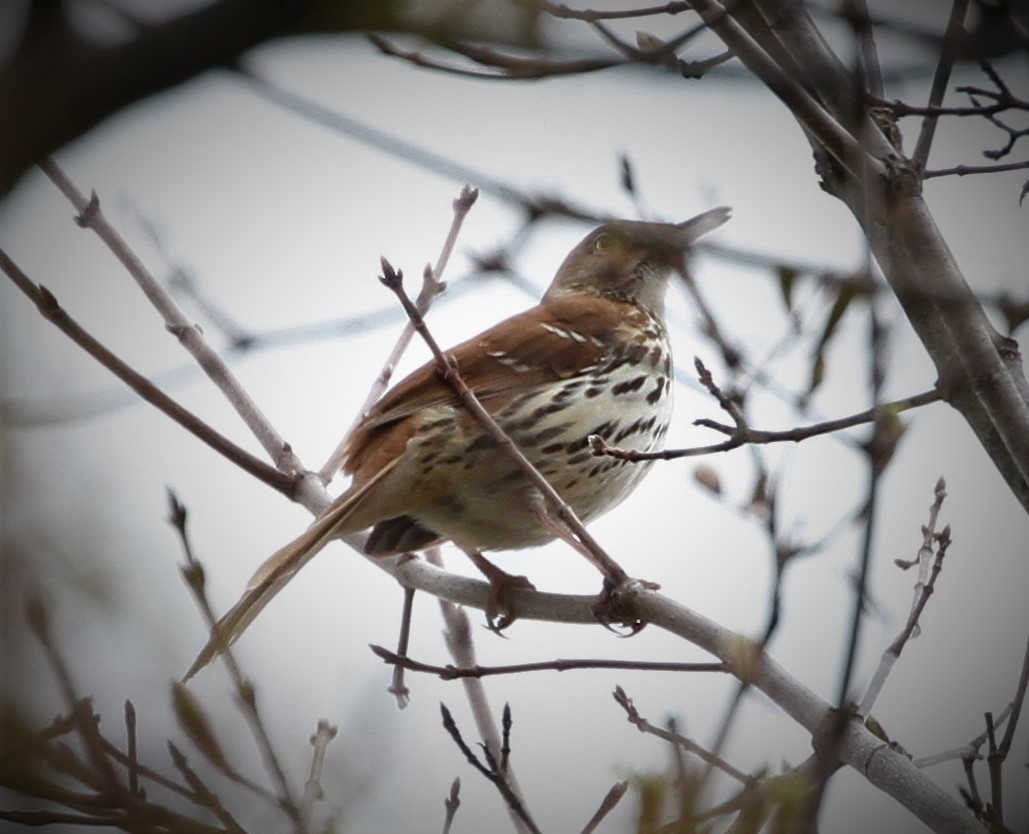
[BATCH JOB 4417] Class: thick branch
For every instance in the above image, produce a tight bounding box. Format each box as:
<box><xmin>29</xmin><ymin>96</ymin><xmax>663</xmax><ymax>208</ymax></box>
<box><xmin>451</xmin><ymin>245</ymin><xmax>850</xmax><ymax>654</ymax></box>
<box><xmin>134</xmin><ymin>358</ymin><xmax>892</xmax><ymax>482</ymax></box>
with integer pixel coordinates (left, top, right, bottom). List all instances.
<box><xmin>381</xmin><ymin>557</ymin><xmax>981</xmax><ymax>834</ymax></box>
<box><xmin>0</xmin><ymin>0</ymin><xmax>412</xmax><ymax>198</ymax></box>
<box><xmin>704</xmin><ymin>1</ymin><xmax>1029</xmax><ymax>514</ymax></box>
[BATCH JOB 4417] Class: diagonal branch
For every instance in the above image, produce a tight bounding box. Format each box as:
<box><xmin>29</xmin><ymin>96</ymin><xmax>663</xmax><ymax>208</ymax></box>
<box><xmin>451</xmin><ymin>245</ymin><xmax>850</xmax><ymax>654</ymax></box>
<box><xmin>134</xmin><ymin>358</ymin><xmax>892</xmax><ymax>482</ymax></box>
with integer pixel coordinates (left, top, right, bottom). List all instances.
<box><xmin>39</xmin><ymin>160</ymin><xmax>305</xmax><ymax>477</ymax></box>
<box><xmin>0</xmin><ymin>248</ymin><xmax>293</xmax><ymax>496</ymax></box>
<box><xmin>319</xmin><ymin>186</ymin><xmax>479</xmax><ymax>482</ymax></box>
<box><xmin>912</xmin><ymin>0</ymin><xmax>971</xmax><ymax>168</ymax></box>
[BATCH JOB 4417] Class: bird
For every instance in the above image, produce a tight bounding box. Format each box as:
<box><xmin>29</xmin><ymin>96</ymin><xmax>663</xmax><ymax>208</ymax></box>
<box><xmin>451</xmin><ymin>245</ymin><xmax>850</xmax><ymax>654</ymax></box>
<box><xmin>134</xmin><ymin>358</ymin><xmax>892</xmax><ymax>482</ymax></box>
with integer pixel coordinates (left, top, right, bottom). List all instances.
<box><xmin>185</xmin><ymin>207</ymin><xmax>731</xmax><ymax>679</ymax></box>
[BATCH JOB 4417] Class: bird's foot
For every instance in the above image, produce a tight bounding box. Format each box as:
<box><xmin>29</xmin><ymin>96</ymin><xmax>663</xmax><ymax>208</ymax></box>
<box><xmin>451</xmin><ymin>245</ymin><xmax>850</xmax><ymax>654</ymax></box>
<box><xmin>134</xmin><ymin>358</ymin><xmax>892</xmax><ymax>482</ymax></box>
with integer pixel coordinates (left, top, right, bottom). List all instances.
<box><xmin>592</xmin><ymin>575</ymin><xmax>659</xmax><ymax>636</ymax></box>
<box><xmin>463</xmin><ymin>549</ymin><xmax>536</xmax><ymax>633</ymax></box>
<box><xmin>484</xmin><ymin>571</ymin><xmax>537</xmax><ymax>634</ymax></box>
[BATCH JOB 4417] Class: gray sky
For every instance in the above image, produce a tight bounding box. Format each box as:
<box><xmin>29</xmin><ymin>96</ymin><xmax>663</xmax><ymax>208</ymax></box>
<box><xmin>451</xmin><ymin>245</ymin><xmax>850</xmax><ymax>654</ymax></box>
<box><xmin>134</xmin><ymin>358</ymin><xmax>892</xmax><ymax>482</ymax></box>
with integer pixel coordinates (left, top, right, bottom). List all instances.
<box><xmin>2</xmin><ymin>8</ymin><xmax>1028</xmax><ymax>832</ymax></box>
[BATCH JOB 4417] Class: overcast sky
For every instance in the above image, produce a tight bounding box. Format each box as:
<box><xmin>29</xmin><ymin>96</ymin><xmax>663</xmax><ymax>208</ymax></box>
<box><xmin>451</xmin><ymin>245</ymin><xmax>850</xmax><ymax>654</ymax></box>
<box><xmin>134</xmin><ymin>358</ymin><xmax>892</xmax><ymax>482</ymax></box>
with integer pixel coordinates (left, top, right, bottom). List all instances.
<box><xmin>2</xmin><ymin>6</ymin><xmax>1028</xmax><ymax>832</ymax></box>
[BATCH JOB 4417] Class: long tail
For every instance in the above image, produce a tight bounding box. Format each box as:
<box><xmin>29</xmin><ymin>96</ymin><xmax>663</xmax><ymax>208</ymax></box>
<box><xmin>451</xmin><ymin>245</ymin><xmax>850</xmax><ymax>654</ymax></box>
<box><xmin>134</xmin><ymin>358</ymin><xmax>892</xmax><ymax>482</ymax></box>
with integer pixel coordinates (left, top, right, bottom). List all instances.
<box><xmin>182</xmin><ymin>474</ymin><xmax>386</xmax><ymax>681</ymax></box>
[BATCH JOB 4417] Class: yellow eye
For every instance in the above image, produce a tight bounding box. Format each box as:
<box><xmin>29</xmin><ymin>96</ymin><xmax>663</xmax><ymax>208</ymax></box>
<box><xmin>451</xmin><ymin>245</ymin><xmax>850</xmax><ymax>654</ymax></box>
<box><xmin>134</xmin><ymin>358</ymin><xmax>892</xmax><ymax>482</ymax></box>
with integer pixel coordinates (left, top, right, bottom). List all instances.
<box><xmin>593</xmin><ymin>232</ymin><xmax>613</xmax><ymax>253</ymax></box>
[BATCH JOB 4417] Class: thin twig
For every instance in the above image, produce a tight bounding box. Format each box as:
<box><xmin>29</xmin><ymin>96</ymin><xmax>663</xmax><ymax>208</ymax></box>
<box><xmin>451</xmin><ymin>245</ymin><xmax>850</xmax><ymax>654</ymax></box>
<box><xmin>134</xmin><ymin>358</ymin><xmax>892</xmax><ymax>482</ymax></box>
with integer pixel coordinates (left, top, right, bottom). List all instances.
<box><xmin>320</xmin><ymin>186</ymin><xmax>478</xmax><ymax>481</ymax></box>
<box><xmin>613</xmin><ymin>686</ymin><xmax>755</xmax><ymax>786</ymax></box>
<box><xmin>38</xmin><ymin>159</ymin><xmax>303</xmax><ymax>476</ymax></box>
<box><xmin>299</xmin><ymin>720</ymin><xmax>339</xmax><ymax>829</ymax></box>
<box><xmin>388</xmin><ymin>587</ymin><xmax>416</xmax><ymax>709</ymax></box>
<box><xmin>592</xmin><ymin>371</ymin><xmax>940</xmax><ymax>461</ymax></box>
<box><xmin>442</xmin><ymin>777</ymin><xmax>461</xmax><ymax>834</ymax></box>
<box><xmin>858</xmin><ymin>478</ymin><xmax>950</xmax><ymax>715</ymax></box>
<box><xmin>538</xmin><ymin>1</ymin><xmax>693</xmax><ymax>21</ymax></box>
<box><xmin>912</xmin><ymin>0</ymin><xmax>971</xmax><ymax>168</ymax></box>
<box><xmin>371</xmin><ymin>644</ymin><xmax>726</xmax><ymax>679</ymax></box>
<box><xmin>924</xmin><ymin>159</ymin><xmax>1029</xmax><ymax>179</ymax></box>
<box><xmin>997</xmin><ymin>632</ymin><xmax>1029</xmax><ymax>761</ymax></box>
<box><xmin>0</xmin><ymin>248</ymin><xmax>294</xmax><ymax>496</ymax></box>
<box><xmin>167</xmin><ymin>490</ymin><xmax>304</xmax><ymax>825</ymax></box>
<box><xmin>913</xmin><ymin>703</ymin><xmax>1013</xmax><ymax>767</ymax></box>
<box><xmin>124</xmin><ymin>701</ymin><xmax>140</xmax><ymax>797</ymax></box>
<box><xmin>578</xmin><ymin>780</ymin><xmax>630</xmax><ymax>834</ymax></box>
<box><xmin>429</xmin><ymin>557</ymin><xmax>534</xmax><ymax>834</ymax></box>
<box><xmin>439</xmin><ymin>704</ymin><xmax>543</xmax><ymax>834</ymax></box>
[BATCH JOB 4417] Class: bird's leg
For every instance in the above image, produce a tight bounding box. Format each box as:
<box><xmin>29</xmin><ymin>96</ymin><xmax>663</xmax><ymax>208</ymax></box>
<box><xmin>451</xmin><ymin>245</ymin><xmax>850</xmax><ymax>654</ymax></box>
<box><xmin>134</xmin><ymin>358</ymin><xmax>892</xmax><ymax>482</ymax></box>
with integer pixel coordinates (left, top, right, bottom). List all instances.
<box><xmin>528</xmin><ymin>495</ymin><xmax>654</xmax><ymax>634</ymax></box>
<box><xmin>523</xmin><ymin>490</ymin><xmax>633</xmax><ymax>585</ymax></box>
<box><xmin>461</xmin><ymin>549</ymin><xmax>536</xmax><ymax>633</ymax></box>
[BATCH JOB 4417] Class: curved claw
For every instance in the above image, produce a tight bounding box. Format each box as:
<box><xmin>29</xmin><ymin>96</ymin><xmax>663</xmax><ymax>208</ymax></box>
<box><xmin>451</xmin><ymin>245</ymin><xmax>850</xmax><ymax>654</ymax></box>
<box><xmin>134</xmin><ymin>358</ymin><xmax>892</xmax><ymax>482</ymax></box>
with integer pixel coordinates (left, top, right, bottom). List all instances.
<box><xmin>483</xmin><ymin>572</ymin><xmax>536</xmax><ymax>634</ymax></box>
<box><xmin>591</xmin><ymin>576</ymin><xmax>658</xmax><ymax>635</ymax></box>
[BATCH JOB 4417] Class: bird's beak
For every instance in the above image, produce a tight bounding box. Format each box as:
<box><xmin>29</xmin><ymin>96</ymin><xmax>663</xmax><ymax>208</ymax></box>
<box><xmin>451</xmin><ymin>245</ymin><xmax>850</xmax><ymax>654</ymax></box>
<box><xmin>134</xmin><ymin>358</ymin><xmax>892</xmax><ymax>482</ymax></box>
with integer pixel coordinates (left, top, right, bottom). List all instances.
<box><xmin>622</xmin><ymin>206</ymin><xmax>732</xmax><ymax>254</ymax></box>
<box><xmin>672</xmin><ymin>206</ymin><xmax>732</xmax><ymax>248</ymax></box>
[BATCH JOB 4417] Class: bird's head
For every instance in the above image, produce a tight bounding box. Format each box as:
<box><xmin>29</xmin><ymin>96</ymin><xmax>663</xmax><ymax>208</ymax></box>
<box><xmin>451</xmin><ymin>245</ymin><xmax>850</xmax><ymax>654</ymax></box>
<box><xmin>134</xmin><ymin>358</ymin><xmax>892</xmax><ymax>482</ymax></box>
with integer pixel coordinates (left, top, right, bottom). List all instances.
<box><xmin>544</xmin><ymin>206</ymin><xmax>731</xmax><ymax>316</ymax></box>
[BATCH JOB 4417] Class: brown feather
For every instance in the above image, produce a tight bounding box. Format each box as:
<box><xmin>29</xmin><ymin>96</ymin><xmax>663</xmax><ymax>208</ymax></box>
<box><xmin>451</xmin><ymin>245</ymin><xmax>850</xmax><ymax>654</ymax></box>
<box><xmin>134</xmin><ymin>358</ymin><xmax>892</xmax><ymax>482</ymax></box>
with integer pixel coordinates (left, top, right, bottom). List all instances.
<box><xmin>342</xmin><ymin>294</ymin><xmax>637</xmax><ymax>481</ymax></box>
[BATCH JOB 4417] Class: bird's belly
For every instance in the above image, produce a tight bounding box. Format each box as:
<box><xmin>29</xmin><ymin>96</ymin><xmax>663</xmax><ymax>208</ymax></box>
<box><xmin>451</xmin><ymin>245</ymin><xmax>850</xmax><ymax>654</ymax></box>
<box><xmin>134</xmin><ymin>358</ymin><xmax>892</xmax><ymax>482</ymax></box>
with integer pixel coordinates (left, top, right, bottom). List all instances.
<box><xmin>407</xmin><ymin>364</ymin><xmax>672</xmax><ymax>552</ymax></box>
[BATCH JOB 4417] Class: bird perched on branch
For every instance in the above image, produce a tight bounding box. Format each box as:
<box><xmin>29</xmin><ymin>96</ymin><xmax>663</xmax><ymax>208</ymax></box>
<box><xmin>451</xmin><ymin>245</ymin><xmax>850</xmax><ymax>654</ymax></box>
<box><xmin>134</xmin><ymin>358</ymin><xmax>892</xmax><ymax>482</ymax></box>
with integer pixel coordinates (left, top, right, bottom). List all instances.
<box><xmin>185</xmin><ymin>206</ymin><xmax>731</xmax><ymax>679</ymax></box>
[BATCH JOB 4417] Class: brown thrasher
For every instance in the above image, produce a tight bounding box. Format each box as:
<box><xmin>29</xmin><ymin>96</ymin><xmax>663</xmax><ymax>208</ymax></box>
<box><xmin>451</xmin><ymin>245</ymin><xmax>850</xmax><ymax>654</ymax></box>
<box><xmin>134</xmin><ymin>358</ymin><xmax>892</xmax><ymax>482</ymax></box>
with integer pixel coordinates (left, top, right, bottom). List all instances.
<box><xmin>186</xmin><ymin>207</ymin><xmax>730</xmax><ymax>678</ymax></box>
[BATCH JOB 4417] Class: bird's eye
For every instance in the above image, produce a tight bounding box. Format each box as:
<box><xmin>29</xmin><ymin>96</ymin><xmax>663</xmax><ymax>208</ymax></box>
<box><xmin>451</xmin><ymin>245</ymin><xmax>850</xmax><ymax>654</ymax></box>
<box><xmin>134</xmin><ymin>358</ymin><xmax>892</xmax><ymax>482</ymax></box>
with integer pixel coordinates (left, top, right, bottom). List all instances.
<box><xmin>593</xmin><ymin>233</ymin><xmax>612</xmax><ymax>253</ymax></box>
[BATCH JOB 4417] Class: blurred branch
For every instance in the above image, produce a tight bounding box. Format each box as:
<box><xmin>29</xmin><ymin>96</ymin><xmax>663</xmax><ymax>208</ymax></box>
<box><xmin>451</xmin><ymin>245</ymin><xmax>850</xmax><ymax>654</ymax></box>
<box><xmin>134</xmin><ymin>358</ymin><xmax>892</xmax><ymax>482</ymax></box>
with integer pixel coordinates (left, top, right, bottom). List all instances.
<box><xmin>0</xmin><ymin>246</ymin><xmax>293</xmax><ymax>496</ymax></box>
<box><xmin>39</xmin><ymin>160</ymin><xmax>304</xmax><ymax>478</ymax></box>
<box><xmin>0</xmin><ymin>0</ymin><xmax>413</xmax><ymax>198</ymax></box>
<box><xmin>369</xmin><ymin>33</ymin><xmax>620</xmax><ymax>79</ymax></box>
<box><xmin>0</xmin><ymin>597</ymin><xmax>317</xmax><ymax>832</ymax></box>
<box><xmin>578</xmin><ymin>780</ymin><xmax>629</xmax><ymax>834</ymax></box>
<box><xmin>233</xmin><ymin>66</ymin><xmax>604</xmax><ymax>223</ymax></box>
<box><xmin>167</xmin><ymin>490</ymin><xmax>304</xmax><ymax>821</ymax></box>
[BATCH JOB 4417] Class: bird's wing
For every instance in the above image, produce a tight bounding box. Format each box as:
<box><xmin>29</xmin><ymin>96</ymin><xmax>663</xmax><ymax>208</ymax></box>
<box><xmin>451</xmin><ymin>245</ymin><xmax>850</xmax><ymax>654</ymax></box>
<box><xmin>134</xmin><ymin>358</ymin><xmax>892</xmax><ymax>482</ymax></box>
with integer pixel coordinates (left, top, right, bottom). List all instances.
<box><xmin>342</xmin><ymin>295</ymin><xmax>629</xmax><ymax>474</ymax></box>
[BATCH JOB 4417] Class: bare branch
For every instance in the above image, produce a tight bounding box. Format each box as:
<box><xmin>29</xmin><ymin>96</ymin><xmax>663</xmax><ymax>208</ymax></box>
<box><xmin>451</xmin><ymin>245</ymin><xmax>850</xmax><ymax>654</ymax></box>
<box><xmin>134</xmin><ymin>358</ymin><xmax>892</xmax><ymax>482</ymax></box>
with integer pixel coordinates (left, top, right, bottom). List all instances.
<box><xmin>613</xmin><ymin>685</ymin><xmax>756</xmax><ymax>786</ymax></box>
<box><xmin>912</xmin><ymin>0</ymin><xmax>971</xmax><ymax>168</ymax></box>
<box><xmin>167</xmin><ymin>490</ymin><xmax>303</xmax><ymax>820</ymax></box>
<box><xmin>0</xmin><ymin>248</ymin><xmax>293</xmax><ymax>496</ymax></box>
<box><xmin>592</xmin><ymin>379</ymin><xmax>940</xmax><ymax>461</ymax></box>
<box><xmin>38</xmin><ymin>160</ymin><xmax>305</xmax><ymax>478</ymax></box>
<box><xmin>439</xmin><ymin>704</ymin><xmax>543</xmax><ymax>834</ymax></box>
<box><xmin>320</xmin><ymin>186</ymin><xmax>479</xmax><ymax>482</ymax></box>
<box><xmin>299</xmin><ymin>720</ymin><xmax>339</xmax><ymax>830</ymax></box>
<box><xmin>370</xmin><ymin>33</ymin><xmax>620</xmax><ymax>79</ymax></box>
<box><xmin>370</xmin><ymin>644</ymin><xmax>726</xmax><ymax>679</ymax></box>
<box><xmin>858</xmin><ymin>478</ymin><xmax>950</xmax><ymax>715</ymax></box>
